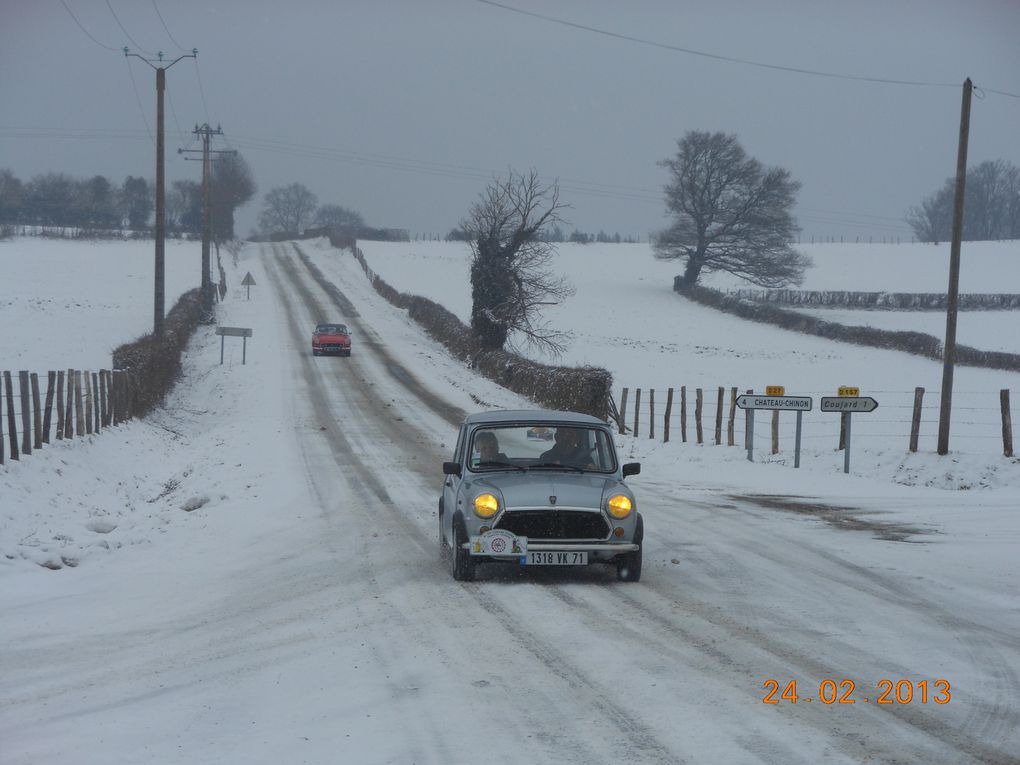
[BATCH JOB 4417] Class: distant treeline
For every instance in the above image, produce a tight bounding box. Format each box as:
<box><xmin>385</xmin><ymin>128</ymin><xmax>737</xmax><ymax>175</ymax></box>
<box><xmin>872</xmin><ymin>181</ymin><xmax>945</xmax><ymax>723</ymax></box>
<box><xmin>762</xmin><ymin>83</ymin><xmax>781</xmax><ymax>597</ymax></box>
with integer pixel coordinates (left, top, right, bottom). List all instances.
<box><xmin>445</xmin><ymin>225</ymin><xmax>641</xmax><ymax>244</ymax></box>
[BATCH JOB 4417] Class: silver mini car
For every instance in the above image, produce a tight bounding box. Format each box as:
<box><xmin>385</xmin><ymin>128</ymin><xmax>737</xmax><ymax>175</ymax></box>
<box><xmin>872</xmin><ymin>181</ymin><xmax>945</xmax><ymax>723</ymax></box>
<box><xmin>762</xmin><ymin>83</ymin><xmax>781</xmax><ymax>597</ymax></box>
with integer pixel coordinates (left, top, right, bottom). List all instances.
<box><xmin>439</xmin><ymin>410</ymin><xmax>642</xmax><ymax>582</ymax></box>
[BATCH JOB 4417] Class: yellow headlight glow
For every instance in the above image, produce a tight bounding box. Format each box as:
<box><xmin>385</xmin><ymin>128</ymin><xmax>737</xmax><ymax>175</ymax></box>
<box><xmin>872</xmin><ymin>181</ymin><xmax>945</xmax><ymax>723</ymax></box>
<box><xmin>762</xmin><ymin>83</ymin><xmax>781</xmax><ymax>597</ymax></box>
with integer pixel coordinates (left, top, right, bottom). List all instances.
<box><xmin>473</xmin><ymin>493</ymin><xmax>499</xmax><ymax>518</ymax></box>
<box><xmin>607</xmin><ymin>494</ymin><xmax>633</xmax><ymax>519</ymax></box>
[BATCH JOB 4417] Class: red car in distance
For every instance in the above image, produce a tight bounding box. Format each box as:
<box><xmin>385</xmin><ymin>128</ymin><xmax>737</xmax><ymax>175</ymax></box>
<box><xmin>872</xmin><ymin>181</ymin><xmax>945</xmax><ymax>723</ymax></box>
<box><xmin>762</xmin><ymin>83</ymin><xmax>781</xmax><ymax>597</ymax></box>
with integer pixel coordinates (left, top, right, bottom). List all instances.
<box><xmin>311</xmin><ymin>323</ymin><xmax>352</xmax><ymax>356</ymax></box>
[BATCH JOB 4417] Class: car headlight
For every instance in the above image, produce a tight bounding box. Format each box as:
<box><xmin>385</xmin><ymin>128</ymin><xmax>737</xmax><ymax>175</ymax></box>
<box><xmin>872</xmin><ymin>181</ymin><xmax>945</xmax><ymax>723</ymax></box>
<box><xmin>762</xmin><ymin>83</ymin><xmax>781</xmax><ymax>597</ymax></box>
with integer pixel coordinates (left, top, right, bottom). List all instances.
<box><xmin>473</xmin><ymin>493</ymin><xmax>499</xmax><ymax>518</ymax></box>
<box><xmin>607</xmin><ymin>494</ymin><xmax>633</xmax><ymax>519</ymax></box>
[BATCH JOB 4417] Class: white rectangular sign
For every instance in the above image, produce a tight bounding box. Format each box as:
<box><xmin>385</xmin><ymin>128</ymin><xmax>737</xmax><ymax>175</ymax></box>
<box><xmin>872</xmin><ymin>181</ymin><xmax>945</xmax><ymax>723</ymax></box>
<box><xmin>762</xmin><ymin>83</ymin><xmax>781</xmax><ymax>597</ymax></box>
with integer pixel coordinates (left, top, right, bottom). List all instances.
<box><xmin>735</xmin><ymin>395</ymin><xmax>813</xmax><ymax>411</ymax></box>
<box><xmin>820</xmin><ymin>396</ymin><xmax>878</xmax><ymax>412</ymax></box>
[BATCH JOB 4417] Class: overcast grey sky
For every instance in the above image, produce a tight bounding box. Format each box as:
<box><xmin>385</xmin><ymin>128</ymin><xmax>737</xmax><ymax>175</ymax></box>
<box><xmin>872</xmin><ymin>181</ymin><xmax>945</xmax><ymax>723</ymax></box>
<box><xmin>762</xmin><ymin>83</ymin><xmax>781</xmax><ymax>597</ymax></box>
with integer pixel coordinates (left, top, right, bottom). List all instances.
<box><xmin>2</xmin><ymin>0</ymin><xmax>1018</xmax><ymax>241</ymax></box>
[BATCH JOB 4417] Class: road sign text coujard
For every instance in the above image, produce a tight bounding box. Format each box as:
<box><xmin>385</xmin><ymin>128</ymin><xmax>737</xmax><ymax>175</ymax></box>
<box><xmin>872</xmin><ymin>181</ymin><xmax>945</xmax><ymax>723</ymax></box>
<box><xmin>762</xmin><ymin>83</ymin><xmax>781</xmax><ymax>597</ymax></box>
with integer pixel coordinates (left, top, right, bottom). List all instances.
<box><xmin>820</xmin><ymin>396</ymin><xmax>878</xmax><ymax>412</ymax></box>
<box><xmin>735</xmin><ymin>394</ymin><xmax>812</xmax><ymax>411</ymax></box>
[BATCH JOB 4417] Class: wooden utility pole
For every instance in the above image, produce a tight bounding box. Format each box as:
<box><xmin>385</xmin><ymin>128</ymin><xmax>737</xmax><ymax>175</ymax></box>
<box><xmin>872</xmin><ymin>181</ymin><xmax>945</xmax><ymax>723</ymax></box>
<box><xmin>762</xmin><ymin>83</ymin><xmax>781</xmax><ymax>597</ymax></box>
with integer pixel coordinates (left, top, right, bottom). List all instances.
<box><xmin>182</xmin><ymin>124</ymin><xmax>235</xmax><ymax>314</ymax></box>
<box><xmin>124</xmin><ymin>48</ymin><xmax>197</xmax><ymax>336</ymax></box>
<box><xmin>937</xmin><ymin>78</ymin><xmax>973</xmax><ymax>455</ymax></box>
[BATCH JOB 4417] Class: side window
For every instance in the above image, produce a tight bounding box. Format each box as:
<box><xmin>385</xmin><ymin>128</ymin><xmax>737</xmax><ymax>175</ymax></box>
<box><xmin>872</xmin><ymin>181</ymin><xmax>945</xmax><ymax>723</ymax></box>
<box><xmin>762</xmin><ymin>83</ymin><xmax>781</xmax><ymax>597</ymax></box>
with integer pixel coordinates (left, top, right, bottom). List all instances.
<box><xmin>452</xmin><ymin>426</ymin><xmax>468</xmax><ymax>464</ymax></box>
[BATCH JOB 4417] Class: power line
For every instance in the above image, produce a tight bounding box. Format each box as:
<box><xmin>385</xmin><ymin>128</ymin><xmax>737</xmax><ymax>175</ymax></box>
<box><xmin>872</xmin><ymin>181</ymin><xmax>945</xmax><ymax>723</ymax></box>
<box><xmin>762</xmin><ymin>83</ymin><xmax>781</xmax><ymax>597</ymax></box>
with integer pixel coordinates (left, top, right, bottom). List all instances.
<box><xmin>151</xmin><ymin>0</ymin><xmax>188</xmax><ymax>53</ymax></box>
<box><xmin>58</xmin><ymin>0</ymin><xmax>120</xmax><ymax>51</ymax></box>
<box><xmin>192</xmin><ymin>59</ymin><xmax>212</xmax><ymax>126</ymax></box>
<box><xmin>123</xmin><ymin>56</ymin><xmax>154</xmax><ymax>143</ymax></box>
<box><xmin>470</xmin><ymin>0</ymin><xmax>976</xmax><ymax>90</ymax></box>
<box><xmin>105</xmin><ymin>0</ymin><xmax>155</xmax><ymax>56</ymax></box>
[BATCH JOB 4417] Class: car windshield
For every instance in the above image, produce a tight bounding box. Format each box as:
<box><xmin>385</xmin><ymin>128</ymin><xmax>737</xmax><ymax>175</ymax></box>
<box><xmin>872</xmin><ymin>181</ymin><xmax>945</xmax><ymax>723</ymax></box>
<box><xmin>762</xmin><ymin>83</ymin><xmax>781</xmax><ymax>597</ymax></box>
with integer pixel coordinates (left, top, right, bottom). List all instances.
<box><xmin>316</xmin><ymin>324</ymin><xmax>347</xmax><ymax>334</ymax></box>
<box><xmin>468</xmin><ymin>424</ymin><xmax>617</xmax><ymax>473</ymax></box>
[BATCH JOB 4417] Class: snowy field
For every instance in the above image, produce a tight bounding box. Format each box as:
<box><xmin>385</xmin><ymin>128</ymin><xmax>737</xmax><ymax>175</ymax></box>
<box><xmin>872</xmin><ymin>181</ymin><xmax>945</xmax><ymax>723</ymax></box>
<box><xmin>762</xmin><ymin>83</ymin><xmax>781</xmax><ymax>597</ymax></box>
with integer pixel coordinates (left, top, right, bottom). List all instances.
<box><xmin>1</xmin><ymin>236</ymin><xmax>1018</xmax><ymax>764</ymax></box>
<box><xmin>0</xmin><ymin>237</ymin><xmax>202</xmax><ymax>370</ymax></box>
<box><xmin>360</xmin><ymin>239</ymin><xmax>1020</xmax><ymax>464</ymax></box>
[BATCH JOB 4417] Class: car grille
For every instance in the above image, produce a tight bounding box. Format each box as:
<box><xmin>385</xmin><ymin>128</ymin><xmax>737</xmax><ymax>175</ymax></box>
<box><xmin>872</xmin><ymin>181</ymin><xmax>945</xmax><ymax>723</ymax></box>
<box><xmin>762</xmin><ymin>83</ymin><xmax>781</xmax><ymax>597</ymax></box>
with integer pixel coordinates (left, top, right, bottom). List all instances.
<box><xmin>320</xmin><ymin>344</ymin><xmax>347</xmax><ymax>350</ymax></box>
<box><xmin>496</xmin><ymin>510</ymin><xmax>610</xmax><ymax>541</ymax></box>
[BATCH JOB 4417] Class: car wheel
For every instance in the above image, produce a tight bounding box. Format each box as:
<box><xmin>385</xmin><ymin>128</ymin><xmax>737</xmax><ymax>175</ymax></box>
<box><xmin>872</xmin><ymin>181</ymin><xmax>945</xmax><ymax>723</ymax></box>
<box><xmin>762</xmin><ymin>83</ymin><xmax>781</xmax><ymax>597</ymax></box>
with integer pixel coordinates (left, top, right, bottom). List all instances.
<box><xmin>451</xmin><ymin>516</ymin><xmax>476</xmax><ymax>582</ymax></box>
<box><xmin>616</xmin><ymin>514</ymin><xmax>643</xmax><ymax>582</ymax></box>
<box><xmin>312</xmin><ymin>349</ymin><xmax>319</xmax><ymax>356</ymax></box>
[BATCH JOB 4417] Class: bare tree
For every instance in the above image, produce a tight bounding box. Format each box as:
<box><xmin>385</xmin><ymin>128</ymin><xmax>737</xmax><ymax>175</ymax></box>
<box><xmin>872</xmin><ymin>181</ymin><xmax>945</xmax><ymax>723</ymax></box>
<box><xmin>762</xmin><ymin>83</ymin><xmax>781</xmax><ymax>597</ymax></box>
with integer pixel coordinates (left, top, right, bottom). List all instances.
<box><xmin>315</xmin><ymin>203</ymin><xmax>364</xmax><ymax>232</ymax></box>
<box><xmin>257</xmin><ymin>182</ymin><xmax>318</xmax><ymax>236</ymax></box>
<box><xmin>655</xmin><ymin>131</ymin><xmax>807</xmax><ymax>289</ymax></box>
<box><xmin>907</xmin><ymin>159</ymin><xmax>1020</xmax><ymax>243</ymax></box>
<box><xmin>462</xmin><ymin>169</ymin><xmax>573</xmax><ymax>354</ymax></box>
<box><xmin>210</xmin><ymin>153</ymin><xmax>256</xmax><ymax>243</ymax></box>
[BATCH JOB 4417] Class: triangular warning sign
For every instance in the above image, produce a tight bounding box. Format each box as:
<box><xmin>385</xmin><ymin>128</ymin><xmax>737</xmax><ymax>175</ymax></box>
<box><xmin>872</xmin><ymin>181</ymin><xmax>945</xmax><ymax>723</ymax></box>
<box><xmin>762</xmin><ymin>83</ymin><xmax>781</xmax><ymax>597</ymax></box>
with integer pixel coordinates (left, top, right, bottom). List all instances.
<box><xmin>241</xmin><ymin>272</ymin><xmax>256</xmax><ymax>286</ymax></box>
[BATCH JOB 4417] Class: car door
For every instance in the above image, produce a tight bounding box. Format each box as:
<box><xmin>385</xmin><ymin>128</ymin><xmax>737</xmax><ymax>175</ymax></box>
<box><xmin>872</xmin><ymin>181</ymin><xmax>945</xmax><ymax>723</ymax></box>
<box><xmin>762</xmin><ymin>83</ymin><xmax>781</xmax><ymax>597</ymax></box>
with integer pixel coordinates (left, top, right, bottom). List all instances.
<box><xmin>441</xmin><ymin>425</ymin><xmax>468</xmax><ymax>545</ymax></box>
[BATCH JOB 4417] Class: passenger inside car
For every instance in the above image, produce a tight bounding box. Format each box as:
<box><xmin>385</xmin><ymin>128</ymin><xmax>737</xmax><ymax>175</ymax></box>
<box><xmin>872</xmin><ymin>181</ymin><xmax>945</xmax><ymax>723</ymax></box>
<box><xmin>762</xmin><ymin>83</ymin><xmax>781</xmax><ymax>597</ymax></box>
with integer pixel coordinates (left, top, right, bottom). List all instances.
<box><xmin>474</xmin><ymin>430</ymin><xmax>510</xmax><ymax>465</ymax></box>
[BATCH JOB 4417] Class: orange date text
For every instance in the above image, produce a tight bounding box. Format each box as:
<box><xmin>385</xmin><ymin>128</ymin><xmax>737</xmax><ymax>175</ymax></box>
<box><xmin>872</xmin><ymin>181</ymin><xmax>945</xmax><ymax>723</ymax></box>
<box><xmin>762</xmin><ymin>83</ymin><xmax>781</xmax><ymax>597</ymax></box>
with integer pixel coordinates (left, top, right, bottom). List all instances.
<box><xmin>762</xmin><ymin>678</ymin><xmax>951</xmax><ymax>705</ymax></box>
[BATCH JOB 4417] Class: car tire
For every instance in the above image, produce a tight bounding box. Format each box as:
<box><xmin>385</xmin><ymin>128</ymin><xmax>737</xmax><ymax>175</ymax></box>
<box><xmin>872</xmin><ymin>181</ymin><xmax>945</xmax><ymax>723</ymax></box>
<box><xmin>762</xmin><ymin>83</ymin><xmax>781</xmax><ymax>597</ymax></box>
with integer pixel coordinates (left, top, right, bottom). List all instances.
<box><xmin>616</xmin><ymin>514</ymin><xmax>643</xmax><ymax>582</ymax></box>
<box><xmin>451</xmin><ymin>516</ymin><xmax>476</xmax><ymax>582</ymax></box>
<box><xmin>312</xmin><ymin>349</ymin><xmax>320</xmax><ymax>356</ymax></box>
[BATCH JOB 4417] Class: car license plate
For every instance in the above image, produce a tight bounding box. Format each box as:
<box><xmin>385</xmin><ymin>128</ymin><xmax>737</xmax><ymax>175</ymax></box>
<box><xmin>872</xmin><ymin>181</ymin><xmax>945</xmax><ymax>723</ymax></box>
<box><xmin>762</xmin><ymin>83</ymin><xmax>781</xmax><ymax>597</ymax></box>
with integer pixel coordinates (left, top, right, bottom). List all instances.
<box><xmin>525</xmin><ymin>551</ymin><xmax>588</xmax><ymax>566</ymax></box>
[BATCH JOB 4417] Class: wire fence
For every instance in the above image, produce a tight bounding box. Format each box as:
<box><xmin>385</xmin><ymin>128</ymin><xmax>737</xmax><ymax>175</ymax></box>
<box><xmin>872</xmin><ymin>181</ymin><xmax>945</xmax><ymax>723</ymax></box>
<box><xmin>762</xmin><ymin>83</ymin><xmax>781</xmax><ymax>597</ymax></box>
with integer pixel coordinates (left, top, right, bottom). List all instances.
<box><xmin>0</xmin><ymin>369</ymin><xmax>135</xmax><ymax>465</ymax></box>
<box><xmin>612</xmin><ymin>386</ymin><xmax>1015</xmax><ymax>459</ymax></box>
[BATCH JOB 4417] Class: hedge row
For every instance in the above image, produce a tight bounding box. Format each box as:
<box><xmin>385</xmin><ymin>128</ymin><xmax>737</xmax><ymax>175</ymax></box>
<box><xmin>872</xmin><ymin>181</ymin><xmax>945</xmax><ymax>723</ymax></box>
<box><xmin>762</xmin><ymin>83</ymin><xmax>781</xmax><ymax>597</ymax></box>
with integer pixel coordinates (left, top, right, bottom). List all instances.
<box><xmin>680</xmin><ymin>283</ymin><xmax>1020</xmax><ymax>372</ymax></box>
<box><xmin>725</xmin><ymin>287</ymin><xmax>1020</xmax><ymax>310</ymax></box>
<box><xmin>111</xmin><ymin>288</ymin><xmax>206</xmax><ymax>417</ymax></box>
<box><xmin>349</xmin><ymin>247</ymin><xmax>613</xmax><ymax>419</ymax></box>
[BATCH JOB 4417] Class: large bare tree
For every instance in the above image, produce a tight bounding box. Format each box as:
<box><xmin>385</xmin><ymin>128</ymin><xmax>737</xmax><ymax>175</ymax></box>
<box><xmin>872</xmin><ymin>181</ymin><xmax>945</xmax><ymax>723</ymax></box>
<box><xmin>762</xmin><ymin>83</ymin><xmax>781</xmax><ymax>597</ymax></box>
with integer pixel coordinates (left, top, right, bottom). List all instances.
<box><xmin>257</xmin><ymin>182</ymin><xmax>318</xmax><ymax>237</ymax></box>
<box><xmin>655</xmin><ymin>131</ymin><xmax>808</xmax><ymax>289</ymax></box>
<box><xmin>462</xmin><ymin>169</ymin><xmax>573</xmax><ymax>354</ymax></box>
<box><xmin>210</xmin><ymin>153</ymin><xmax>256</xmax><ymax>243</ymax></box>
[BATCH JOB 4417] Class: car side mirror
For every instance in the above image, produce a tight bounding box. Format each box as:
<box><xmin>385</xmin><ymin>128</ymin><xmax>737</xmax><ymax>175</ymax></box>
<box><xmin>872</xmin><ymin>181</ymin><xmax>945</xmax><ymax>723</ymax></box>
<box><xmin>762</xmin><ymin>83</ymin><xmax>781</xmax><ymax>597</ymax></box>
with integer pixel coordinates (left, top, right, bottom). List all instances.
<box><xmin>622</xmin><ymin>462</ymin><xmax>641</xmax><ymax>478</ymax></box>
<box><xmin>443</xmin><ymin>461</ymin><xmax>462</xmax><ymax>477</ymax></box>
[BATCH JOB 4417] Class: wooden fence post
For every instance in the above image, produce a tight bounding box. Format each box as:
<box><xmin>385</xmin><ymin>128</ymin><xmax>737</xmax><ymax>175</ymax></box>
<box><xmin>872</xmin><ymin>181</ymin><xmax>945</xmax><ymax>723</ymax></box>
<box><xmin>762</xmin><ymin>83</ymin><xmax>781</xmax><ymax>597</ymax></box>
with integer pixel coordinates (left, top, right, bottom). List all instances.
<box><xmin>43</xmin><ymin>371</ymin><xmax>56</xmax><ymax>444</ymax></box>
<box><xmin>74</xmin><ymin>371</ymin><xmax>85</xmax><ymax>435</ymax></box>
<box><xmin>695</xmin><ymin>387</ymin><xmax>704</xmax><ymax>444</ymax></box>
<box><xmin>680</xmin><ymin>386</ymin><xmax>688</xmax><ymax>443</ymax></box>
<box><xmin>56</xmin><ymin>370</ymin><xmax>65</xmax><ymax>440</ymax></box>
<box><xmin>63</xmin><ymin>369</ymin><xmax>74</xmax><ymax>438</ymax></box>
<box><xmin>772</xmin><ymin>410</ymin><xmax>780</xmax><ymax>454</ymax></box>
<box><xmin>84</xmin><ymin>370</ymin><xmax>93</xmax><ymax>435</ymax></box>
<box><xmin>714</xmin><ymin>386</ymin><xmax>724</xmax><ymax>445</ymax></box>
<box><xmin>100</xmin><ymin>370</ymin><xmax>110</xmax><ymax>427</ymax></box>
<box><xmin>19</xmin><ymin>371</ymin><xmax>31</xmax><ymax>455</ymax></box>
<box><xmin>31</xmin><ymin>373</ymin><xmax>42</xmax><ymax>449</ymax></box>
<box><xmin>111</xmin><ymin>372</ymin><xmax>120</xmax><ymax>426</ymax></box>
<box><xmin>0</xmin><ymin>373</ymin><xmax>4</xmax><ymax>465</ymax></box>
<box><xmin>633</xmin><ymin>389</ymin><xmax>641</xmax><ymax>438</ymax></box>
<box><xmin>619</xmin><ymin>388</ymin><xmax>629</xmax><ymax>435</ymax></box>
<box><xmin>4</xmin><ymin>371</ymin><xmax>18</xmax><ymax>460</ymax></box>
<box><xmin>727</xmin><ymin>387</ymin><xmax>737</xmax><ymax>446</ymax></box>
<box><xmin>663</xmin><ymin>388</ymin><xmax>674</xmax><ymax>443</ymax></box>
<box><xmin>1002</xmin><ymin>389</ymin><xmax>1014</xmax><ymax>458</ymax></box>
<box><xmin>648</xmin><ymin>389</ymin><xmax>655</xmax><ymax>440</ymax></box>
<box><xmin>92</xmin><ymin>372</ymin><xmax>100</xmax><ymax>432</ymax></box>
<box><xmin>909</xmin><ymin>387</ymin><xmax>925</xmax><ymax>453</ymax></box>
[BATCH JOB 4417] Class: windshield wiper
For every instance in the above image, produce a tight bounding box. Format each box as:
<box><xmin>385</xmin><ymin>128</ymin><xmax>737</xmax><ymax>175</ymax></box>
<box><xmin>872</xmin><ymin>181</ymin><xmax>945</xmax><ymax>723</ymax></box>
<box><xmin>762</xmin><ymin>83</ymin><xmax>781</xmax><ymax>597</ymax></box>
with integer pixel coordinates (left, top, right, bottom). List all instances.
<box><xmin>477</xmin><ymin>460</ymin><xmax>527</xmax><ymax>472</ymax></box>
<box><xmin>530</xmin><ymin>462</ymin><xmax>585</xmax><ymax>473</ymax></box>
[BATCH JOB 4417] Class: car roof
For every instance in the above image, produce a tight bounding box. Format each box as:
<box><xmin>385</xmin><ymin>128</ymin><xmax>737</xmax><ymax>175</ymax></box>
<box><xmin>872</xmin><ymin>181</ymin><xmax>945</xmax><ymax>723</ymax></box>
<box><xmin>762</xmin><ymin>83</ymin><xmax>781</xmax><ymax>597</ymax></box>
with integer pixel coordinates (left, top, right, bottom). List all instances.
<box><xmin>463</xmin><ymin>409</ymin><xmax>606</xmax><ymax>426</ymax></box>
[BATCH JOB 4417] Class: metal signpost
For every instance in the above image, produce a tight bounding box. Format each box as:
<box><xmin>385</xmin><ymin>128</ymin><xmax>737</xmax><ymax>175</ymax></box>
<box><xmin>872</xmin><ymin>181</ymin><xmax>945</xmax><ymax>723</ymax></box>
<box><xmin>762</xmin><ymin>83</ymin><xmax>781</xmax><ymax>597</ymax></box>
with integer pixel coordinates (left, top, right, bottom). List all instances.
<box><xmin>735</xmin><ymin>390</ymin><xmax>813</xmax><ymax>467</ymax></box>
<box><xmin>241</xmin><ymin>272</ymin><xmax>256</xmax><ymax>300</ymax></box>
<box><xmin>820</xmin><ymin>393</ymin><xmax>879</xmax><ymax>473</ymax></box>
<box><xmin>216</xmin><ymin>326</ymin><xmax>253</xmax><ymax>365</ymax></box>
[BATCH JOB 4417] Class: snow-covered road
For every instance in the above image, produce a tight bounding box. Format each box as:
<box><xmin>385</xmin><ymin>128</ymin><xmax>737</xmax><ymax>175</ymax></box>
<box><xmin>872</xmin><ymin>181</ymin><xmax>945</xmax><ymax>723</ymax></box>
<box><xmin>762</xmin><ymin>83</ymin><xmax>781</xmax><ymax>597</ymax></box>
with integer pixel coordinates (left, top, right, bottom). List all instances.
<box><xmin>2</xmin><ymin>241</ymin><xmax>1017</xmax><ymax>764</ymax></box>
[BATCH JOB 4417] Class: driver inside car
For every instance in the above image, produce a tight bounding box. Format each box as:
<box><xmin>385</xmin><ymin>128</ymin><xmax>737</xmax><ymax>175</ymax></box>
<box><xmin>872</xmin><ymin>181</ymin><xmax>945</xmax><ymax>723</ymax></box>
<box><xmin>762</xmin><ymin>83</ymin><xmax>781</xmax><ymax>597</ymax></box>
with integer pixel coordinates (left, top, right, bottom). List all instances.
<box><xmin>539</xmin><ymin>427</ymin><xmax>596</xmax><ymax>469</ymax></box>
